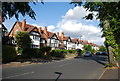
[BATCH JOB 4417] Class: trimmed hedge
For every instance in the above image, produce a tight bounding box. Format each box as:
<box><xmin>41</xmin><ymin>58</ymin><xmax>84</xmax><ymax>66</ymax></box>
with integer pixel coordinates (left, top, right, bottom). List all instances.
<box><xmin>68</xmin><ymin>50</ymin><xmax>77</xmax><ymax>54</ymax></box>
<box><xmin>50</xmin><ymin>50</ymin><xmax>65</xmax><ymax>58</ymax></box>
<box><xmin>50</xmin><ymin>49</ymin><xmax>77</xmax><ymax>58</ymax></box>
<box><xmin>2</xmin><ymin>45</ymin><xmax>17</xmax><ymax>63</ymax></box>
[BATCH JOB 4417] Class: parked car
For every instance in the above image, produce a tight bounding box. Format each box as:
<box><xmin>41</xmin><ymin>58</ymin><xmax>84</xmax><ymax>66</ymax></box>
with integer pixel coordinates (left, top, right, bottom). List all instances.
<box><xmin>101</xmin><ymin>52</ymin><xmax>107</xmax><ymax>55</ymax></box>
<box><xmin>96</xmin><ymin>52</ymin><xmax>102</xmax><ymax>55</ymax></box>
<box><xmin>96</xmin><ymin>52</ymin><xmax>107</xmax><ymax>55</ymax></box>
<box><xmin>84</xmin><ymin>51</ymin><xmax>92</xmax><ymax>57</ymax></box>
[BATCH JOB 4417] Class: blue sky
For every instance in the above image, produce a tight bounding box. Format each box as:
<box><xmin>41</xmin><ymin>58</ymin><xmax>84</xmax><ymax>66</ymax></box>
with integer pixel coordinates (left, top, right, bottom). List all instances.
<box><xmin>3</xmin><ymin>2</ymin><xmax>105</xmax><ymax>45</ymax></box>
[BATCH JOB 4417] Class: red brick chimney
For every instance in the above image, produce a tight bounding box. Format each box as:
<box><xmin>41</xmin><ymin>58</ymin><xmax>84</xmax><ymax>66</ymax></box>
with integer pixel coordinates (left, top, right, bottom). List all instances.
<box><xmin>61</xmin><ymin>32</ymin><xmax>64</xmax><ymax>39</ymax></box>
<box><xmin>44</xmin><ymin>27</ymin><xmax>48</xmax><ymax>35</ymax></box>
<box><xmin>56</xmin><ymin>32</ymin><xmax>59</xmax><ymax>37</ymax></box>
<box><xmin>38</xmin><ymin>27</ymin><xmax>42</xmax><ymax>33</ymax></box>
<box><xmin>22</xmin><ymin>19</ymin><xmax>26</xmax><ymax>31</ymax></box>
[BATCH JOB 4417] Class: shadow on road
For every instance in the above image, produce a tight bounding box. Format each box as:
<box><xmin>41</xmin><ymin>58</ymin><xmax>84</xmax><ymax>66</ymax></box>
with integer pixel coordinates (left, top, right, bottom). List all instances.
<box><xmin>74</xmin><ymin>55</ymin><xmax>108</xmax><ymax>66</ymax></box>
<box><xmin>54</xmin><ymin>72</ymin><xmax>62</xmax><ymax>81</ymax></box>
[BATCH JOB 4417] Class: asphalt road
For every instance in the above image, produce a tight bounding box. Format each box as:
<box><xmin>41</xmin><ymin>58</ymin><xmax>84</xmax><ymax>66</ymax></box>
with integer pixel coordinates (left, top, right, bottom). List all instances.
<box><xmin>2</xmin><ymin>55</ymin><xmax>108</xmax><ymax>79</ymax></box>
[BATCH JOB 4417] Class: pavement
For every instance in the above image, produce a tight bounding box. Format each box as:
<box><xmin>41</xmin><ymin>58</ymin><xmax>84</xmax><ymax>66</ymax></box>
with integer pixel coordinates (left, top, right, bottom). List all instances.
<box><xmin>1</xmin><ymin>55</ymin><xmax>119</xmax><ymax>81</ymax></box>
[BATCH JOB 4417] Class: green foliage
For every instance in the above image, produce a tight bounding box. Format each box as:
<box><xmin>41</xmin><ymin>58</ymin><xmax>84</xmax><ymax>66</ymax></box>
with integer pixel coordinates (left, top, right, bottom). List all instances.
<box><xmin>68</xmin><ymin>50</ymin><xmax>77</xmax><ymax>54</ymax></box>
<box><xmin>39</xmin><ymin>46</ymin><xmax>52</xmax><ymax>55</ymax></box>
<box><xmin>2</xmin><ymin>45</ymin><xmax>17</xmax><ymax>63</ymax></box>
<box><xmin>2</xmin><ymin>2</ymin><xmax>36</xmax><ymax>22</ymax></box>
<box><xmin>87</xmin><ymin>45</ymin><xmax>92</xmax><ymax>51</ymax></box>
<box><xmin>99</xmin><ymin>46</ymin><xmax>106</xmax><ymax>52</ymax></box>
<box><xmin>71</xmin><ymin>2</ymin><xmax>120</xmax><ymax>61</ymax></box>
<box><xmin>91</xmin><ymin>49</ymin><xmax>96</xmax><ymax>54</ymax></box>
<box><xmin>83</xmin><ymin>44</ymin><xmax>88</xmax><ymax>50</ymax></box>
<box><xmin>81</xmin><ymin>50</ymin><xmax>87</xmax><ymax>55</ymax></box>
<box><xmin>15</xmin><ymin>31</ymin><xmax>31</xmax><ymax>49</ymax></box>
<box><xmin>83</xmin><ymin>44</ymin><xmax>93</xmax><ymax>52</ymax></box>
<box><xmin>104</xmin><ymin>63</ymin><xmax>116</xmax><ymax>68</ymax></box>
<box><xmin>50</xmin><ymin>50</ymin><xmax>65</xmax><ymax>58</ymax></box>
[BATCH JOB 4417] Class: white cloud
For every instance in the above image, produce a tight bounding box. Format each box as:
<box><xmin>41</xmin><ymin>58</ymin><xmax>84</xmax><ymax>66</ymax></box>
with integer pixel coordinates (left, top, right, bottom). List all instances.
<box><xmin>47</xmin><ymin>25</ymin><xmax>56</xmax><ymax>31</ymax></box>
<box><xmin>56</xmin><ymin>6</ymin><xmax>105</xmax><ymax>45</ymax></box>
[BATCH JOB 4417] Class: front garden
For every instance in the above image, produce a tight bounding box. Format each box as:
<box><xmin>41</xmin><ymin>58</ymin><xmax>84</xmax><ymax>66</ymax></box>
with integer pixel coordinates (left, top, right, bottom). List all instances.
<box><xmin>2</xmin><ymin>45</ymin><xmax>78</xmax><ymax>64</ymax></box>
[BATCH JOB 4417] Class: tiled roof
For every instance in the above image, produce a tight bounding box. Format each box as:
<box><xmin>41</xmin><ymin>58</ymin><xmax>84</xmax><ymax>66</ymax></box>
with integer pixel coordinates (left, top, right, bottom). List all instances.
<box><xmin>83</xmin><ymin>40</ymin><xmax>88</xmax><ymax>44</ymax></box>
<box><xmin>47</xmin><ymin>31</ymin><xmax>54</xmax><ymax>38</ymax></box>
<box><xmin>63</xmin><ymin>36</ymin><xmax>70</xmax><ymax>41</ymax></box>
<box><xmin>17</xmin><ymin>21</ymin><xmax>36</xmax><ymax>32</ymax></box>
<box><xmin>38</xmin><ymin>27</ymin><xmax>56</xmax><ymax>41</ymax></box>
<box><xmin>71</xmin><ymin>38</ymin><xmax>79</xmax><ymax>43</ymax></box>
<box><xmin>78</xmin><ymin>40</ymin><xmax>83</xmax><ymax>44</ymax></box>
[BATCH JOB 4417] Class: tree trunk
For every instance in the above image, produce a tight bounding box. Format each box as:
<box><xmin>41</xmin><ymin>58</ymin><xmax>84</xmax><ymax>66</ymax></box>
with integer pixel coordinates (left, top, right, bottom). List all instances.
<box><xmin>103</xmin><ymin>20</ymin><xmax>115</xmax><ymax>64</ymax></box>
<box><xmin>108</xmin><ymin>46</ymin><xmax>115</xmax><ymax>64</ymax></box>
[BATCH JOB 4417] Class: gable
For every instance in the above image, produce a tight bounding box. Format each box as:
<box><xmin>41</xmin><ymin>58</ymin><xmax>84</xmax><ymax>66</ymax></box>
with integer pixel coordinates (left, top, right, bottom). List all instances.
<box><xmin>32</xmin><ymin>27</ymin><xmax>38</xmax><ymax>32</ymax></box>
<box><xmin>29</xmin><ymin>27</ymin><xmax>40</xmax><ymax>35</ymax></box>
<box><xmin>51</xmin><ymin>34</ymin><xmax>58</xmax><ymax>39</ymax></box>
<box><xmin>8</xmin><ymin>21</ymin><xmax>22</xmax><ymax>37</ymax></box>
<box><xmin>30</xmin><ymin>31</ymin><xmax>40</xmax><ymax>36</ymax></box>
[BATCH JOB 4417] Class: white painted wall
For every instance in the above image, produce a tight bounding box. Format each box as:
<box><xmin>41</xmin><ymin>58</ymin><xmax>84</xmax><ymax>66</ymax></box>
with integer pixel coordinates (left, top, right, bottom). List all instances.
<box><xmin>30</xmin><ymin>35</ymin><xmax>40</xmax><ymax>48</ymax></box>
<box><xmin>67</xmin><ymin>41</ymin><xmax>72</xmax><ymax>50</ymax></box>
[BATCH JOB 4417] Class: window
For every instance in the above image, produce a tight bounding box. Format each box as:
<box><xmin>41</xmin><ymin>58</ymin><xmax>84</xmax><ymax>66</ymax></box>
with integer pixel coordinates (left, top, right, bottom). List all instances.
<box><xmin>40</xmin><ymin>39</ymin><xmax>45</xmax><ymax>43</ymax></box>
<box><xmin>48</xmin><ymin>39</ymin><xmax>50</xmax><ymax>43</ymax></box>
<box><xmin>33</xmin><ymin>35</ymin><xmax>39</xmax><ymax>40</ymax></box>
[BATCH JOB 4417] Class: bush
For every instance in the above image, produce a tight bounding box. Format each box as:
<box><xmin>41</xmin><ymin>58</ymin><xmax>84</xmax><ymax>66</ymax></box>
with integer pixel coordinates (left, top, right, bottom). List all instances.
<box><xmin>68</xmin><ymin>50</ymin><xmax>76</xmax><ymax>54</ymax></box>
<box><xmin>36</xmin><ymin>46</ymin><xmax>52</xmax><ymax>59</ymax></box>
<box><xmin>2</xmin><ymin>45</ymin><xmax>17</xmax><ymax>63</ymax></box>
<box><xmin>81</xmin><ymin>50</ymin><xmax>87</xmax><ymax>55</ymax></box>
<box><xmin>104</xmin><ymin>63</ymin><xmax>116</xmax><ymax>68</ymax></box>
<box><xmin>50</xmin><ymin>50</ymin><xmax>65</xmax><ymax>58</ymax></box>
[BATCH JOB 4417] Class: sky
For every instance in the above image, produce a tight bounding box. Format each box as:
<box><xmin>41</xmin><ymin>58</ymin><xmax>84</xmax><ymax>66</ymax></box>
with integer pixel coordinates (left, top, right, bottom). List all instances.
<box><xmin>3</xmin><ymin>2</ymin><xmax>105</xmax><ymax>46</ymax></box>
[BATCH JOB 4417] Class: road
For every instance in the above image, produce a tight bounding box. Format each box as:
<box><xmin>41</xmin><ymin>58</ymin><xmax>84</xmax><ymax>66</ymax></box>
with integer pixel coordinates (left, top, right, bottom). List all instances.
<box><xmin>2</xmin><ymin>55</ymin><xmax>108</xmax><ymax>79</ymax></box>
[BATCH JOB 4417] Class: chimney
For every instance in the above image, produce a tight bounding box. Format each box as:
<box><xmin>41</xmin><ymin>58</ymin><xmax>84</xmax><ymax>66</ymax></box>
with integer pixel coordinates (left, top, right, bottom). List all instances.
<box><xmin>44</xmin><ymin>26</ymin><xmax>48</xmax><ymax>35</ymax></box>
<box><xmin>56</xmin><ymin>32</ymin><xmax>59</xmax><ymax>37</ymax></box>
<box><xmin>61</xmin><ymin>32</ymin><xmax>64</xmax><ymax>39</ymax></box>
<box><xmin>22</xmin><ymin>19</ymin><xmax>26</xmax><ymax>31</ymax></box>
<box><xmin>38</xmin><ymin>27</ymin><xmax>42</xmax><ymax>33</ymax></box>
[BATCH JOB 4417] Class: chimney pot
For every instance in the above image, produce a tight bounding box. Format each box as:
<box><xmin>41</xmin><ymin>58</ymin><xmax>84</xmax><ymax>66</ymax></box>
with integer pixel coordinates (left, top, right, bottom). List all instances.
<box><xmin>22</xmin><ymin>19</ymin><xmax>26</xmax><ymax>31</ymax></box>
<box><xmin>61</xmin><ymin>32</ymin><xmax>64</xmax><ymax>39</ymax></box>
<box><xmin>44</xmin><ymin>27</ymin><xmax>48</xmax><ymax>35</ymax></box>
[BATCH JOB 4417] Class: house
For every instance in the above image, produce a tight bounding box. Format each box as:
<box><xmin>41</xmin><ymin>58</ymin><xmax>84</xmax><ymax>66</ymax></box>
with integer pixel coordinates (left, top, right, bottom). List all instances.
<box><xmin>71</xmin><ymin>38</ymin><xmax>79</xmax><ymax>50</ymax></box>
<box><xmin>38</xmin><ymin>27</ymin><xmax>60</xmax><ymax>49</ymax></box>
<box><xmin>78</xmin><ymin>40</ymin><xmax>84</xmax><ymax>50</ymax></box>
<box><xmin>7</xmin><ymin>19</ymin><xmax>40</xmax><ymax>48</ymax></box>
<box><xmin>56</xmin><ymin>32</ymin><xmax>73</xmax><ymax>50</ymax></box>
<box><xmin>87</xmin><ymin>42</ymin><xmax>99</xmax><ymax>50</ymax></box>
<box><xmin>93</xmin><ymin>44</ymin><xmax>99</xmax><ymax>50</ymax></box>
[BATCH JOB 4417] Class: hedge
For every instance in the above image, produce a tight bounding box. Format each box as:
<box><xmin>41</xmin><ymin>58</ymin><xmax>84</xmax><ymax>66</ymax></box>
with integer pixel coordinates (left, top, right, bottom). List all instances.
<box><xmin>2</xmin><ymin>45</ymin><xmax>17</xmax><ymax>63</ymax></box>
<box><xmin>50</xmin><ymin>50</ymin><xmax>65</xmax><ymax>58</ymax></box>
<box><xmin>50</xmin><ymin>49</ymin><xmax>77</xmax><ymax>58</ymax></box>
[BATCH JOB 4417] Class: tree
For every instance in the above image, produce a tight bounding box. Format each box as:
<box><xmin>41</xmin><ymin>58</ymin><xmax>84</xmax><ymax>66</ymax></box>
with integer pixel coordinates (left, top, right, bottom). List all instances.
<box><xmin>70</xmin><ymin>2</ymin><xmax>120</xmax><ymax>64</ymax></box>
<box><xmin>83</xmin><ymin>44</ymin><xmax>92</xmax><ymax>52</ymax></box>
<box><xmin>15</xmin><ymin>31</ymin><xmax>31</xmax><ymax>49</ymax></box>
<box><xmin>83</xmin><ymin>44</ymin><xmax>88</xmax><ymax>50</ymax></box>
<box><xmin>99</xmin><ymin>46</ymin><xmax>106</xmax><ymax>52</ymax></box>
<box><xmin>86</xmin><ymin>45</ymin><xmax>92</xmax><ymax>52</ymax></box>
<box><xmin>1</xmin><ymin>1</ymin><xmax>44</xmax><ymax>22</ymax></box>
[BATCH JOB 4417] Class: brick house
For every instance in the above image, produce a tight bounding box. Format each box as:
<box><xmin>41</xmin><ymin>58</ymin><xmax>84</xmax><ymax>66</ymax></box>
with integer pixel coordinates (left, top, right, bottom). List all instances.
<box><xmin>7</xmin><ymin>19</ymin><xmax>40</xmax><ymax>48</ymax></box>
<box><xmin>38</xmin><ymin>27</ymin><xmax>60</xmax><ymax>49</ymax></box>
<box><xmin>71</xmin><ymin>38</ymin><xmax>79</xmax><ymax>50</ymax></box>
<box><xmin>56</xmin><ymin>32</ymin><xmax>73</xmax><ymax>50</ymax></box>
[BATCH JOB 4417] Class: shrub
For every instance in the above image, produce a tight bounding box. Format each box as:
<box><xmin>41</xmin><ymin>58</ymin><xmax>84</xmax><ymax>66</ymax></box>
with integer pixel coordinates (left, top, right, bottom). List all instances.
<box><xmin>39</xmin><ymin>46</ymin><xmax>52</xmax><ymax>55</ymax></box>
<box><xmin>2</xmin><ymin>45</ymin><xmax>17</xmax><ymax>63</ymax></box>
<box><xmin>36</xmin><ymin>46</ymin><xmax>52</xmax><ymax>59</ymax></box>
<box><xmin>68</xmin><ymin>50</ymin><xmax>76</xmax><ymax>54</ymax></box>
<box><xmin>50</xmin><ymin>50</ymin><xmax>65</xmax><ymax>58</ymax></box>
<box><xmin>81</xmin><ymin>50</ymin><xmax>87</xmax><ymax>55</ymax></box>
